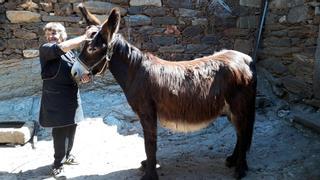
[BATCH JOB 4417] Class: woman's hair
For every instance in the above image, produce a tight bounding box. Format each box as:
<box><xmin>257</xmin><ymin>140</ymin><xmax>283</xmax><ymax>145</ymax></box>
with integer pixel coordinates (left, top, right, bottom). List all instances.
<box><xmin>43</xmin><ymin>22</ymin><xmax>67</xmax><ymax>41</ymax></box>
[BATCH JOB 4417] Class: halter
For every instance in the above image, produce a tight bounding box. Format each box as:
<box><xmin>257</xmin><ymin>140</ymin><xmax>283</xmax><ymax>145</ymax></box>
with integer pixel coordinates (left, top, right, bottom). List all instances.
<box><xmin>77</xmin><ymin>35</ymin><xmax>115</xmax><ymax>77</ymax></box>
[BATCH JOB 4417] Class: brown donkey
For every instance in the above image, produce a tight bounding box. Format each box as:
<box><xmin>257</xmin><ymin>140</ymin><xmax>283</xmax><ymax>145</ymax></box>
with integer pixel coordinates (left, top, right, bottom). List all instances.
<box><xmin>73</xmin><ymin>7</ymin><xmax>257</xmax><ymax>180</ymax></box>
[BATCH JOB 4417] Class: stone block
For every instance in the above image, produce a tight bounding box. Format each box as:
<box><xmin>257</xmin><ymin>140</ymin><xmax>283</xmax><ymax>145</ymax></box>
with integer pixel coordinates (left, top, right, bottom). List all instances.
<box><xmin>73</xmin><ymin>2</ymin><xmax>127</xmax><ymax>16</ymax></box>
<box><xmin>192</xmin><ymin>18</ymin><xmax>208</xmax><ymax>26</ymax></box>
<box><xmin>128</xmin><ymin>6</ymin><xmax>144</xmax><ymax>15</ymax></box>
<box><xmin>304</xmin><ymin>99</ymin><xmax>320</xmax><ymax>108</ymax></box>
<box><xmin>269</xmin><ymin>0</ymin><xmax>287</xmax><ymax>9</ymax></box>
<box><xmin>13</xmin><ymin>29</ymin><xmax>37</xmax><ymax>40</ymax></box>
<box><xmin>314</xmin><ymin>25</ymin><xmax>320</xmax><ymax>99</ymax></box>
<box><xmin>124</xmin><ymin>15</ymin><xmax>151</xmax><ymax>26</ymax></box>
<box><xmin>144</xmin><ymin>7</ymin><xmax>166</xmax><ymax>16</ymax></box>
<box><xmin>288</xmin><ymin>29</ymin><xmax>313</xmax><ymax>38</ymax></box>
<box><xmin>25</xmin><ymin>40</ymin><xmax>39</xmax><ymax>49</ymax></box>
<box><xmin>0</xmin><ymin>39</ymin><xmax>6</xmax><ymax>51</ymax></box>
<box><xmin>40</xmin><ymin>2</ymin><xmax>53</xmax><ymax>12</ymax></box>
<box><xmin>138</xmin><ymin>26</ymin><xmax>165</xmax><ymax>34</ymax></box>
<box><xmin>130</xmin><ymin>0</ymin><xmax>162</xmax><ymax>7</ymax></box>
<box><xmin>186</xmin><ymin>44</ymin><xmax>210</xmax><ymax>53</ymax></box>
<box><xmin>288</xmin><ymin>5</ymin><xmax>308</xmax><ymax>23</ymax></box>
<box><xmin>316</xmin><ymin>6</ymin><xmax>320</xmax><ymax>16</ymax></box>
<box><xmin>152</xmin><ymin>17</ymin><xmax>177</xmax><ymax>26</ymax></box>
<box><xmin>6</xmin><ymin>11</ymin><xmax>41</xmax><ymax>23</ymax></box>
<box><xmin>177</xmin><ymin>8</ymin><xmax>200</xmax><ymax>17</ymax></box>
<box><xmin>268</xmin><ymin>29</ymin><xmax>288</xmax><ymax>37</ymax></box>
<box><xmin>151</xmin><ymin>36</ymin><xmax>176</xmax><ymax>46</ymax></box>
<box><xmin>111</xmin><ymin>0</ymin><xmax>129</xmax><ymax>5</ymax></box>
<box><xmin>223</xmin><ymin>28</ymin><xmax>250</xmax><ymax>37</ymax></box>
<box><xmin>23</xmin><ymin>49</ymin><xmax>39</xmax><ymax>58</ymax></box>
<box><xmin>167</xmin><ymin>0</ymin><xmax>193</xmax><ymax>9</ymax></box>
<box><xmin>281</xmin><ymin>76</ymin><xmax>313</xmax><ymax>98</ymax></box>
<box><xmin>201</xmin><ymin>35</ymin><xmax>218</xmax><ymax>45</ymax></box>
<box><xmin>289</xmin><ymin>54</ymin><xmax>314</xmax><ymax>84</ymax></box>
<box><xmin>0</xmin><ymin>13</ymin><xmax>6</xmax><ymax>23</ymax></box>
<box><xmin>66</xmin><ymin>27</ymin><xmax>85</xmax><ymax>36</ymax></box>
<box><xmin>182</xmin><ymin>25</ymin><xmax>203</xmax><ymax>38</ymax></box>
<box><xmin>240</xmin><ymin>0</ymin><xmax>261</xmax><ymax>8</ymax></box>
<box><xmin>55</xmin><ymin>3</ymin><xmax>73</xmax><ymax>16</ymax></box>
<box><xmin>59</xmin><ymin>0</ymin><xmax>82</xmax><ymax>2</ymax></box>
<box><xmin>42</xmin><ymin>15</ymin><xmax>81</xmax><ymax>22</ymax></box>
<box><xmin>292</xmin><ymin>113</ymin><xmax>320</xmax><ymax>134</ymax></box>
<box><xmin>234</xmin><ymin>39</ymin><xmax>252</xmax><ymax>54</ymax></box>
<box><xmin>258</xmin><ymin>58</ymin><xmax>288</xmax><ymax>76</ymax></box>
<box><xmin>0</xmin><ymin>58</ymin><xmax>41</xmax><ymax>100</ymax></box>
<box><xmin>0</xmin><ymin>121</ymin><xmax>35</xmax><ymax>145</ymax></box>
<box><xmin>237</xmin><ymin>16</ymin><xmax>258</xmax><ymax>29</ymax></box>
<box><xmin>261</xmin><ymin>47</ymin><xmax>293</xmax><ymax>57</ymax></box>
<box><xmin>288</xmin><ymin>0</ymin><xmax>304</xmax><ymax>8</ymax></box>
<box><xmin>262</xmin><ymin>37</ymin><xmax>291</xmax><ymax>47</ymax></box>
<box><xmin>7</xmin><ymin>39</ymin><xmax>24</xmax><ymax>49</ymax></box>
<box><xmin>159</xmin><ymin>45</ymin><xmax>185</xmax><ymax>53</ymax></box>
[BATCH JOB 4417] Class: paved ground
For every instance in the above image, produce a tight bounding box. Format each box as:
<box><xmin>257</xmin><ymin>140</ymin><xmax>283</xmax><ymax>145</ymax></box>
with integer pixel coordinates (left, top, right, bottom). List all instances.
<box><xmin>0</xmin><ymin>77</ymin><xmax>320</xmax><ymax>180</ymax></box>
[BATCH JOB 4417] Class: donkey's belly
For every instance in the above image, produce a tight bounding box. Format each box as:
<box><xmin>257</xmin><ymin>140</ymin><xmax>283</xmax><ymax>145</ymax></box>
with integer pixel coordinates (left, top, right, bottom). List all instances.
<box><xmin>157</xmin><ymin>101</ymin><xmax>230</xmax><ymax>133</ymax></box>
<box><xmin>158</xmin><ymin>116</ymin><xmax>216</xmax><ymax>133</ymax></box>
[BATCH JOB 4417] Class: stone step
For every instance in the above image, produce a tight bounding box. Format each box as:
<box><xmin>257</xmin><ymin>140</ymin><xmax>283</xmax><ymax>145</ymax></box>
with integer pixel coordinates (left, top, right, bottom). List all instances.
<box><xmin>0</xmin><ymin>121</ymin><xmax>35</xmax><ymax>145</ymax></box>
<box><xmin>292</xmin><ymin>113</ymin><xmax>320</xmax><ymax>134</ymax></box>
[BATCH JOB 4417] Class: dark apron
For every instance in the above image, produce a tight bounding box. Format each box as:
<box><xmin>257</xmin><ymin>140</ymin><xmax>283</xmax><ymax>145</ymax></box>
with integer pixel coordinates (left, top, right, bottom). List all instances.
<box><xmin>39</xmin><ymin>58</ymin><xmax>79</xmax><ymax>128</ymax></box>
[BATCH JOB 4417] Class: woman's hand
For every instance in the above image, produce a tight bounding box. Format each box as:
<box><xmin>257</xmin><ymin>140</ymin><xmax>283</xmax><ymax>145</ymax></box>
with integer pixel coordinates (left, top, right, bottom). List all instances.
<box><xmin>85</xmin><ymin>26</ymin><xmax>100</xmax><ymax>40</ymax></box>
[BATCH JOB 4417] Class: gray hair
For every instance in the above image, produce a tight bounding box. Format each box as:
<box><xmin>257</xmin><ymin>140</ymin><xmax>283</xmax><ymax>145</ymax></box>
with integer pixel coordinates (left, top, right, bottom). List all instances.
<box><xmin>43</xmin><ymin>22</ymin><xmax>67</xmax><ymax>41</ymax></box>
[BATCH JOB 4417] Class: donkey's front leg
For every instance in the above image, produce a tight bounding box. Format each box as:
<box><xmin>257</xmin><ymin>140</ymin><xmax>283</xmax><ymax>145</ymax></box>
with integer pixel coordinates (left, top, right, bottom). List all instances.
<box><xmin>140</xmin><ymin>113</ymin><xmax>158</xmax><ymax>180</ymax></box>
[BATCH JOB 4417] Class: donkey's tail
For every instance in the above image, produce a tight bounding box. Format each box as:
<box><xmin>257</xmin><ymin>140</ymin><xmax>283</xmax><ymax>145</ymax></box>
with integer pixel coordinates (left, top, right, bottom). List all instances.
<box><xmin>246</xmin><ymin>74</ymin><xmax>257</xmax><ymax>152</ymax></box>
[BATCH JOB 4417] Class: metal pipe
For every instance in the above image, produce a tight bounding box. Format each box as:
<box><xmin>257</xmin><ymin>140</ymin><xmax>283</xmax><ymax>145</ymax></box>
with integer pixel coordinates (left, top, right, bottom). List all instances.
<box><xmin>252</xmin><ymin>0</ymin><xmax>269</xmax><ymax>63</ymax></box>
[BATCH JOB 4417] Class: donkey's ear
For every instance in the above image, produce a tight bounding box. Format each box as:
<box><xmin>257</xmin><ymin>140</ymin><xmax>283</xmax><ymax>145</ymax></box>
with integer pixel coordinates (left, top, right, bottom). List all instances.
<box><xmin>101</xmin><ymin>8</ymin><xmax>121</xmax><ymax>43</ymax></box>
<box><xmin>78</xmin><ymin>3</ymin><xmax>101</xmax><ymax>25</ymax></box>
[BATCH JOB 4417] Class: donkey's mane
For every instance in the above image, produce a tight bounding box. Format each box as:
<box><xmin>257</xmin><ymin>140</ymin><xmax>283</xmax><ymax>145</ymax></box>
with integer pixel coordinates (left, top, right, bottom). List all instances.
<box><xmin>112</xmin><ymin>34</ymin><xmax>145</xmax><ymax>67</ymax></box>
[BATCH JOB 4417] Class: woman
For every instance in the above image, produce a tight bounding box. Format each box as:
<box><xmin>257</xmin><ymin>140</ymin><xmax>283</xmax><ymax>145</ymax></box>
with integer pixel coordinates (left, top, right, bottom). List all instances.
<box><xmin>39</xmin><ymin>22</ymin><xmax>95</xmax><ymax>177</ymax></box>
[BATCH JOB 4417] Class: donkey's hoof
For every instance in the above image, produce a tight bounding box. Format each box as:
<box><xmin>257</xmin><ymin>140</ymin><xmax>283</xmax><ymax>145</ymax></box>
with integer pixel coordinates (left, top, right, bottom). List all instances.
<box><xmin>139</xmin><ymin>160</ymin><xmax>161</xmax><ymax>171</ymax></box>
<box><xmin>141</xmin><ymin>171</ymin><xmax>158</xmax><ymax>180</ymax></box>
<box><xmin>140</xmin><ymin>160</ymin><xmax>147</xmax><ymax>170</ymax></box>
<box><xmin>235</xmin><ymin>169</ymin><xmax>246</xmax><ymax>180</ymax></box>
<box><xmin>235</xmin><ymin>162</ymin><xmax>248</xmax><ymax>179</ymax></box>
<box><xmin>225</xmin><ymin>155</ymin><xmax>236</xmax><ymax>168</ymax></box>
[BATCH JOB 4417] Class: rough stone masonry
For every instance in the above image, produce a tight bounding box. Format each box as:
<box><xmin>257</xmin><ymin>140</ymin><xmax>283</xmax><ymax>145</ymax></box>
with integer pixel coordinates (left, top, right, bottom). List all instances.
<box><xmin>0</xmin><ymin>0</ymin><xmax>319</xmax><ymax>111</ymax></box>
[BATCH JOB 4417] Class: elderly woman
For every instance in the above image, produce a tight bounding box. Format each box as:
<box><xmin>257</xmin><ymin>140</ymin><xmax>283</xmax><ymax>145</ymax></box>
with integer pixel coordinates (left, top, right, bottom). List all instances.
<box><xmin>39</xmin><ymin>22</ymin><xmax>95</xmax><ymax>177</ymax></box>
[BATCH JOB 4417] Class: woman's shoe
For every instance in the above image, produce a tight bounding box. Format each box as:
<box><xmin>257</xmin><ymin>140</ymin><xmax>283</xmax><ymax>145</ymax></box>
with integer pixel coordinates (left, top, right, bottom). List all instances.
<box><xmin>63</xmin><ymin>154</ymin><xmax>79</xmax><ymax>165</ymax></box>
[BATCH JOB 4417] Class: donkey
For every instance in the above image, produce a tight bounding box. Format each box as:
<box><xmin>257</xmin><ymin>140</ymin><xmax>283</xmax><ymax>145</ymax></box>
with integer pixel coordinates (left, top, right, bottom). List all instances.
<box><xmin>73</xmin><ymin>7</ymin><xmax>257</xmax><ymax>179</ymax></box>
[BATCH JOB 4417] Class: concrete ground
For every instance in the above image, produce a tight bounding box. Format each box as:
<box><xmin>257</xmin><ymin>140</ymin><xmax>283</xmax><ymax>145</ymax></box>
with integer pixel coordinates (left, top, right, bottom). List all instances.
<box><xmin>0</xmin><ymin>78</ymin><xmax>320</xmax><ymax>180</ymax></box>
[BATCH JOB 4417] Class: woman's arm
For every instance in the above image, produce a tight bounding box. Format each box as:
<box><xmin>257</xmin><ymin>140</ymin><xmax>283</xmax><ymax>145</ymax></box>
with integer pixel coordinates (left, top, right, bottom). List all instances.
<box><xmin>58</xmin><ymin>35</ymin><xmax>86</xmax><ymax>53</ymax></box>
<box><xmin>58</xmin><ymin>26</ymin><xmax>99</xmax><ymax>52</ymax></box>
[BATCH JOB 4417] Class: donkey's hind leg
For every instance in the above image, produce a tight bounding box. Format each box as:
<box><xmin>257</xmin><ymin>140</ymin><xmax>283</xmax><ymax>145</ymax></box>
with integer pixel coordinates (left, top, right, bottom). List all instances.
<box><xmin>227</xmin><ymin>113</ymin><xmax>249</xmax><ymax>179</ymax></box>
<box><xmin>226</xmin><ymin>92</ymin><xmax>255</xmax><ymax>178</ymax></box>
<box><xmin>225</xmin><ymin>138</ymin><xmax>241</xmax><ymax>168</ymax></box>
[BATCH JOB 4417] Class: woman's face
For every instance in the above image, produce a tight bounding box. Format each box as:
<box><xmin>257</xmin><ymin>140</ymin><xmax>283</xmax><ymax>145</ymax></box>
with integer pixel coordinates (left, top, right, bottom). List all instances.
<box><xmin>45</xmin><ymin>29</ymin><xmax>63</xmax><ymax>43</ymax></box>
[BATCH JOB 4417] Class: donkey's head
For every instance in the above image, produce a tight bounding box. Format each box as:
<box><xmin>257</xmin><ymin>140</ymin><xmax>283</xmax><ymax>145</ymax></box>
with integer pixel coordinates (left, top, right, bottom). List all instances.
<box><xmin>71</xmin><ymin>7</ymin><xmax>121</xmax><ymax>81</ymax></box>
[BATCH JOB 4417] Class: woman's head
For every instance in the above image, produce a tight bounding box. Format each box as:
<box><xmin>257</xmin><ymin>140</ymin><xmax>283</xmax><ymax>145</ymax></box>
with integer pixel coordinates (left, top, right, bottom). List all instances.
<box><xmin>43</xmin><ymin>22</ymin><xmax>67</xmax><ymax>43</ymax></box>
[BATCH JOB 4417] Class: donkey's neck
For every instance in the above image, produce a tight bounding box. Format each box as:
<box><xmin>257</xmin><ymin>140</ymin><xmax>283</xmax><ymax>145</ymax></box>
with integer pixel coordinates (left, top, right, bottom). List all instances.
<box><xmin>109</xmin><ymin>34</ymin><xmax>145</xmax><ymax>91</ymax></box>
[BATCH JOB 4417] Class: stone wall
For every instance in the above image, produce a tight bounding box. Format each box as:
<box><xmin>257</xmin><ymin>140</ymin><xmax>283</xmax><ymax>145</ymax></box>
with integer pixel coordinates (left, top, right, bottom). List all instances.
<box><xmin>0</xmin><ymin>0</ymin><xmax>319</xmax><ymax>110</ymax></box>
<box><xmin>258</xmin><ymin>0</ymin><xmax>320</xmax><ymax>108</ymax></box>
